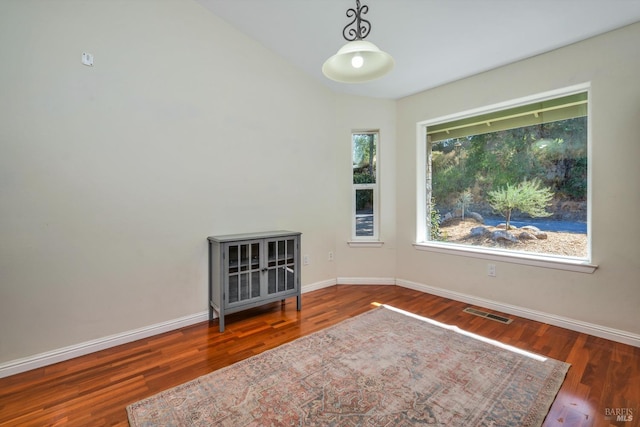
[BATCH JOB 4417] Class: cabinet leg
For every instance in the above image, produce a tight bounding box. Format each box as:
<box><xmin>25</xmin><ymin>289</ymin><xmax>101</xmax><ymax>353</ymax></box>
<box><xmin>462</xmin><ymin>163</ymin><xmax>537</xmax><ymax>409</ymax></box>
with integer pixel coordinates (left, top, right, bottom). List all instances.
<box><xmin>297</xmin><ymin>295</ymin><xmax>302</xmax><ymax>311</ymax></box>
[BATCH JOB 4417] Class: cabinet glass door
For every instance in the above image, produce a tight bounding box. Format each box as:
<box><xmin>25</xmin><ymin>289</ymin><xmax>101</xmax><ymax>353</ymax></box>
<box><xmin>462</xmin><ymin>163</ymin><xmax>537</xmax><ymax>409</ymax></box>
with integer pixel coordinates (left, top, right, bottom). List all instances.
<box><xmin>227</xmin><ymin>242</ymin><xmax>261</xmax><ymax>305</ymax></box>
<box><xmin>267</xmin><ymin>238</ymin><xmax>296</xmax><ymax>295</ymax></box>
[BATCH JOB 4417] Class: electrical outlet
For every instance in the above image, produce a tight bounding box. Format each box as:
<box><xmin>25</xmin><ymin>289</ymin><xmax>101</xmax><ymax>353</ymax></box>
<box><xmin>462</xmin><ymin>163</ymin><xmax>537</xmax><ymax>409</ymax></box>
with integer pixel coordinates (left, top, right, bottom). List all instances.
<box><xmin>328</xmin><ymin>251</ymin><xmax>334</xmax><ymax>261</ymax></box>
<box><xmin>303</xmin><ymin>254</ymin><xmax>310</xmax><ymax>266</ymax></box>
<box><xmin>487</xmin><ymin>264</ymin><xmax>496</xmax><ymax>277</ymax></box>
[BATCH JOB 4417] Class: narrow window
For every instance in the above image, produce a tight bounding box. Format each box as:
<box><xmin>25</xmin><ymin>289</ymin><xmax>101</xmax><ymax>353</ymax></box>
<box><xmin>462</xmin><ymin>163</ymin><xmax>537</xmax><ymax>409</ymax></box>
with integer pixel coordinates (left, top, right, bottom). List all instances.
<box><xmin>352</xmin><ymin>132</ymin><xmax>379</xmax><ymax>240</ymax></box>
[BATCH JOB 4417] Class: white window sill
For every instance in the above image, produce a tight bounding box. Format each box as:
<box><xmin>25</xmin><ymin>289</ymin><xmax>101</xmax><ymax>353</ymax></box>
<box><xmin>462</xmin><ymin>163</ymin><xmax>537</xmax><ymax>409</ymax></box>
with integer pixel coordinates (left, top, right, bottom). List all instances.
<box><xmin>413</xmin><ymin>242</ymin><xmax>597</xmax><ymax>274</ymax></box>
<box><xmin>348</xmin><ymin>241</ymin><xmax>385</xmax><ymax>248</ymax></box>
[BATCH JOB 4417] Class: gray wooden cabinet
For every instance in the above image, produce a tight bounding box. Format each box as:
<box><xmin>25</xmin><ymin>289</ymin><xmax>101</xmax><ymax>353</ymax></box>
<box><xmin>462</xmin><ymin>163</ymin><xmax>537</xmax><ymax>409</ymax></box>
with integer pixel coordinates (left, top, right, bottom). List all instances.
<box><xmin>208</xmin><ymin>231</ymin><xmax>302</xmax><ymax>332</ymax></box>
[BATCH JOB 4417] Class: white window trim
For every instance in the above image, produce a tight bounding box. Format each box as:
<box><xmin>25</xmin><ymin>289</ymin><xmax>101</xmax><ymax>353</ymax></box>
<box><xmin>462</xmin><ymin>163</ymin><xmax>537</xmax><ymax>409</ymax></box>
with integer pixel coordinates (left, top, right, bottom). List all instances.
<box><xmin>415</xmin><ymin>83</ymin><xmax>597</xmax><ymax>273</ymax></box>
<box><xmin>351</xmin><ymin>130</ymin><xmax>381</xmax><ymax>242</ymax></box>
<box><xmin>412</xmin><ymin>242</ymin><xmax>597</xmax><ymax>273</ymax></box>
<box><xmin>347</xmin><ymin>241</ymin><xmax>384</xmax><ymax>248</ymax></box>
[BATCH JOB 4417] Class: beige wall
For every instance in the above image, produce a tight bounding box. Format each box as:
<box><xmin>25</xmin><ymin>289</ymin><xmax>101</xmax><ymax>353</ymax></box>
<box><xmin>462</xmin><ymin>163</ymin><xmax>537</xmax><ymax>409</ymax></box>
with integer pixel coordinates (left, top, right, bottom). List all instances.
<box><xmin>0</xmin><ymin>0</ymin><xmax>361</xmax><ymax>364</ymax></box>
<box><xmin>333</xmin><ymin>95</ymin><xmax>397</xmax><ymax>280</ymax></box>
<box><xmin>395</xmin><ymin>22</ymin><xmax>640</xmax><ymax>336</ymax></box>
<box><xmin>1</xmin><ymin>0</ymin><xmax>637</xmax><ymax>369</ymax></box>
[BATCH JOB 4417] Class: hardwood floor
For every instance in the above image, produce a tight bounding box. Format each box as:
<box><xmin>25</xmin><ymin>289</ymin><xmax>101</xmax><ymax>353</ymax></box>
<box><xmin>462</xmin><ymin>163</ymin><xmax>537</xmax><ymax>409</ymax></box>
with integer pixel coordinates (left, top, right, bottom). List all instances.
<box><xmin>0</xmin><ymin>285</ymin><xmax>638</xmax><ymax>426</ymax></box>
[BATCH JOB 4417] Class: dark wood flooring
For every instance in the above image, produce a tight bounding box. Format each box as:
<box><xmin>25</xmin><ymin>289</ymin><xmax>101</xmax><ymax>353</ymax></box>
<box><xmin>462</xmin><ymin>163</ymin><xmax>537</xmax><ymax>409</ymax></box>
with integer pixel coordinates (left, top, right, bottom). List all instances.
<box><xmin>0</xmin><ymin>285</ymin><xmax>638</xmax><ymax>426</ymax></box>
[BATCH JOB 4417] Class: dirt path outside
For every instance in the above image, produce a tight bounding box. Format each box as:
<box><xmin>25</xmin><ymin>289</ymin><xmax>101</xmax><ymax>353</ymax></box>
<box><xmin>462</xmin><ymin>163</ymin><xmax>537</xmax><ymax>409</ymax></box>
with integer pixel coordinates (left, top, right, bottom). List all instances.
<box><xmin>438</xmin><ymin>218</ymin><xmax>587</xmax><ymax>258</ymax></box>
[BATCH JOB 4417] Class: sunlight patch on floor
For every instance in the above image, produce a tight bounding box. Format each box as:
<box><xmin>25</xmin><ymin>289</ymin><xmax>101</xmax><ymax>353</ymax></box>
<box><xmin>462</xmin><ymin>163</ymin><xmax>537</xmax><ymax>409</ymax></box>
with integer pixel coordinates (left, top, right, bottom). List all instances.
<box><xmin>376</xmin><ymin>303</ymin><xmax>548</xmax><ymax>362</ymax></box>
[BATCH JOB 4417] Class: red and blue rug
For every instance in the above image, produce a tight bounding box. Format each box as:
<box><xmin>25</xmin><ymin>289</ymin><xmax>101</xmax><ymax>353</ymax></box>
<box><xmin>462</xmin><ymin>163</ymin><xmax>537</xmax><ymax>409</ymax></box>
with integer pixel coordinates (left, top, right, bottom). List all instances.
<box><xmin>127</xmin><ymin>305</ymin><xmax>569</xmax><ymax>426</ymax></box>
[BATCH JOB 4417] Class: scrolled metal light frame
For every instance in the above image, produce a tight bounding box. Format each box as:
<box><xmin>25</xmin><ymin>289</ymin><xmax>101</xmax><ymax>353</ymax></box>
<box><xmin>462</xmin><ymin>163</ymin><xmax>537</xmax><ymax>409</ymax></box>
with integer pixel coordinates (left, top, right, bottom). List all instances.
<box><xmin>343</xmin><ymin>0</ymin><xmax>371</xmax><ymax>41</ymax></box>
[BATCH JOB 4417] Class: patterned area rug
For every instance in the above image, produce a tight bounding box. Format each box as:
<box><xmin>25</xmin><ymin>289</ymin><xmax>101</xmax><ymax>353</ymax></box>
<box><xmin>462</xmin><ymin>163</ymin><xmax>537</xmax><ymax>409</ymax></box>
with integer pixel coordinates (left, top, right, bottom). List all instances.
<box><xmin>127</xmin><ymin>306</ymin><xmax>569</xmax><ymax>426</ymax></box>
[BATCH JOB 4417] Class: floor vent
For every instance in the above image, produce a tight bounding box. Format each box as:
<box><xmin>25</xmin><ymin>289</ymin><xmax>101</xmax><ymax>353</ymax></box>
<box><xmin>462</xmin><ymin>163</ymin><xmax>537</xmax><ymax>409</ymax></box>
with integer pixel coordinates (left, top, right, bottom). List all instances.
<box><xmin>463</xmin><ymin>307</ymin><xmax>513</xmax><ymax>324</ymax></box>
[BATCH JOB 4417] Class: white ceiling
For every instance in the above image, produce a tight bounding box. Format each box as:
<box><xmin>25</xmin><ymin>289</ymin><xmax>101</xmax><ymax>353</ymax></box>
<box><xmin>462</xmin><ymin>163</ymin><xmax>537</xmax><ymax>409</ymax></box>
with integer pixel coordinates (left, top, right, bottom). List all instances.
<box><xmin>196</xmin><ymin>0</ymin><xmax>640</xmax><ymax>99</ymax></box>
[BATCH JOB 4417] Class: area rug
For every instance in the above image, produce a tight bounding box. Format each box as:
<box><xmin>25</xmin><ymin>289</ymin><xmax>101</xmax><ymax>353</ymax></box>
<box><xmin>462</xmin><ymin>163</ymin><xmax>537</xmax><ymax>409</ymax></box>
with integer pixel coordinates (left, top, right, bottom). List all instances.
<box><xmin>127</xmin><ymin>305</ymin><xmax>569</xmax><ymax>426</ymax></box>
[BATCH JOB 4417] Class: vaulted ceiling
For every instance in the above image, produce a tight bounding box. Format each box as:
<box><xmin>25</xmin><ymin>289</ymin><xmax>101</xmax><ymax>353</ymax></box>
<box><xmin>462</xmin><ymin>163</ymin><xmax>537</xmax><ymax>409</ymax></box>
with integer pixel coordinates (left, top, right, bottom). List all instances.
<box><xmin>196</xmin><ymin>0</ymin><xmax>640</xmax><ymax>99</ymax></box>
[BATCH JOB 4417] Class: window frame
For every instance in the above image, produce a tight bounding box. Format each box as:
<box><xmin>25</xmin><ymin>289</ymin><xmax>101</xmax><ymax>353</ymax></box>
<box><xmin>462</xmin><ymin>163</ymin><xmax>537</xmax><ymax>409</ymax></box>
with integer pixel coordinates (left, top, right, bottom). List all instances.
<box><xmin>351</xmin><ymin>130</ymin><xmax>380</xmax><ymax>242</ymax></box>
<box><xmin>415</xmin><ymin>84</ymin><xmax>597</xmax><ymax>273</ymax></box>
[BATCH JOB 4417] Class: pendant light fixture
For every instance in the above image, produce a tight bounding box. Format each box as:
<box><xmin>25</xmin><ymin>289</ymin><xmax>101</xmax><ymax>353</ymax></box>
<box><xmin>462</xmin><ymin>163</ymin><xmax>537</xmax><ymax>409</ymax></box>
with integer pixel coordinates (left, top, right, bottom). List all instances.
<box><xmin>322</xmin><ymin>0</ymin><xmax>394</xmax><ymax>83</ymax></box>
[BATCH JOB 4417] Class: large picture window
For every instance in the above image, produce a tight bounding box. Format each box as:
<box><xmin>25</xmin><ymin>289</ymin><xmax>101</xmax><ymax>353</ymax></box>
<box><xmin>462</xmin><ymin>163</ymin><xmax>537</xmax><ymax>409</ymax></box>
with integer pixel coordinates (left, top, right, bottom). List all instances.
<box><xmin>417</xmin><ymin>86</ymin><xmax>591</xmax><ymax>266</ymax></box>
<box><xmin>352</xmin><ymin>132</ymin><xmax>379</xmax><ymax>240</ymax></box>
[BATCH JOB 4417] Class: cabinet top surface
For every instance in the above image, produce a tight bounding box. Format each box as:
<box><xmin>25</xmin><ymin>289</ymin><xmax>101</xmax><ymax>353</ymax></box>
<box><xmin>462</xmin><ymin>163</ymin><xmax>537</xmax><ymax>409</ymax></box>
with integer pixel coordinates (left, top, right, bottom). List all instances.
<box><xmin>208</xmin><ymin>230</ymin><xmax>301</xmax><ymax>243</ymax></box>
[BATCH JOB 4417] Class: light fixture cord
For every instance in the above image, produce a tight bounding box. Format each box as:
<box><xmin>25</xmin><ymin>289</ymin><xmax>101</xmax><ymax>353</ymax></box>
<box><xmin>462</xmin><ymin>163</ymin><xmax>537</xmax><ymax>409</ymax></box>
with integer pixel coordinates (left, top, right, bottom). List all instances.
<box><xmin>342</xmin><ymin>0</ymin><xmax>371</xmax><ymax>41</ymax></box>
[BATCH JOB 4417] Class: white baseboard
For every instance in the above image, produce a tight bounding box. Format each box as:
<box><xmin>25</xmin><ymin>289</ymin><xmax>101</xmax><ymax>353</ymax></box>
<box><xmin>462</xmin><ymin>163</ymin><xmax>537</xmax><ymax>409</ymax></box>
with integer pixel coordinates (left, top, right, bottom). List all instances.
<box><xmin>0</xmin><ymin>278</ymin><xmax>336</xmax><ymax>379</ymax></box>
<box><xmin>337</xmin><ymin>277</ymin><xmax>396</xmax><ymax>285</ymax></box>
<box><xmin>396</xmin><ymin>278</ymin><xmax>640</xmax><ymax>348</ymax></box>
<box><xmin>0</xmin><ymin>311</ymin><xmax>209</xmax><ymax>379</ymax></box>
<box><xmin>3</xmin><ymin>277</ymin><xmax>637</xmax><ymax>379</ymax></box>
<box><xmin>301</xmin><ymin>278</ymin><xmax>336</xmax><ymax>293</ymax></box>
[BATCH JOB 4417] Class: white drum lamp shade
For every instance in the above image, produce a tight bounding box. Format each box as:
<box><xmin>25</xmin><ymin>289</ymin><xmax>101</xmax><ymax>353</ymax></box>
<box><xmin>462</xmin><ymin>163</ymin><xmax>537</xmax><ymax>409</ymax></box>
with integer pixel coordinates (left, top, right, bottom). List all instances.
<box><xmin>322</xmin><ymin>40</ymin><xmax>394</xmax><ymax>83</ymax></box>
